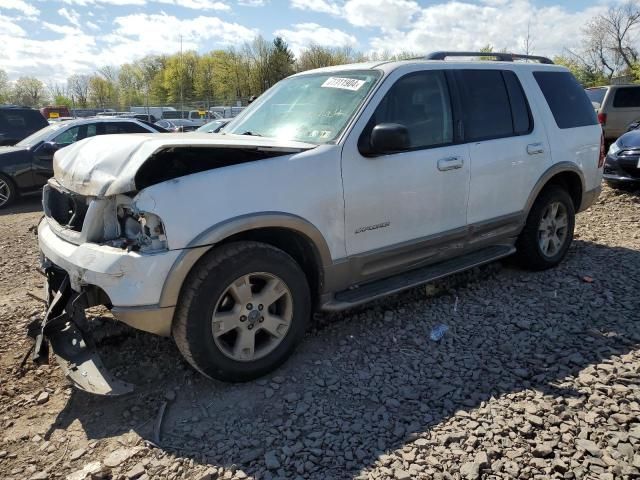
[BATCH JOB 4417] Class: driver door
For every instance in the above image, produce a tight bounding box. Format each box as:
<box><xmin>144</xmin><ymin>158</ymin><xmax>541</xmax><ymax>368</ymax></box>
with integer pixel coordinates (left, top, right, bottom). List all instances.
<box><xmin>341</xmin><ymin>68</ymin><xmax>470</xmax><ymax>281</ymax></box>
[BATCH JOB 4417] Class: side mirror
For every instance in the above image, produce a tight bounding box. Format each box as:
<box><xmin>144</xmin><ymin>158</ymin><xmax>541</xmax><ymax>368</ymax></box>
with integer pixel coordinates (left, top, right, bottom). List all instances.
<box><xmin>369</xmin><ymin>123</ymin><xmax>411</xmax><ymax>155</ymax></box>
<box><xmin>40</xmin><ymin>141</ymin><xmax>59</xmax><ymax>154</ymax></box>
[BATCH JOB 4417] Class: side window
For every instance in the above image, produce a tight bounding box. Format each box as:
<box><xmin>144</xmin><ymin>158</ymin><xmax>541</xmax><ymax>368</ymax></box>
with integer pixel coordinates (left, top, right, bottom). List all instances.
<box><xmin>86</xmin><ymin>124</ymin><xmax>98</xmax><ymax>138</ymax></box>
<box><xmin>54</xmin><ymin>126</ymin><xmax>80</xmax><ymax>145</ymax></box>
<box><xmin>503</xmin><ymin>71</ymin><xmax>532</xmax><ymax>135</ymax></box>
<box><xmin>364</xmin><ymin>70</ymin><xmax>453</xmax><ymax>150</ymax></box>
<box><xmin>533</xmin><ymin>71</ymin><xmax>597</xmax><ymax>129</ymax></box>
<box><xmin>117</xmin><ymin>122</ymin><xmax>149</xmax><ymax>133</ymax></box>
<box><xmin>103</xmin><ymin>122</ymin><xmax>148</xmax><ymax>134</ymax></box>
<box><xmin>454</xmin><ymin>70</ymin><xmax>513</xmax><ymax>141</ymax></box>
<box><xmin>613</xmin><ymin>87</ymin><xmax>640</xmax><ymax>108</ymax></box>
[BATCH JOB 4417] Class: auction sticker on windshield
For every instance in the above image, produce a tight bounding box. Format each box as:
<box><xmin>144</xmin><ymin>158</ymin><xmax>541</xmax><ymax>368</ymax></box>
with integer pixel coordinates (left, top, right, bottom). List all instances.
<box><xmin>321</xmin><ymin>77</ymin><xmax>366</xmax><ymax>91</ymax></box>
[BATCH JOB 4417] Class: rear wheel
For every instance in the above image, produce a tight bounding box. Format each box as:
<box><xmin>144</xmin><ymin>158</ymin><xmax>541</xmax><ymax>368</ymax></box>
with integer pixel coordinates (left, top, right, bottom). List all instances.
<box><xmin>516</xmin><ymin>185</ymin><xmax>575</xmax><ymax>271</ymax></box>
<box><xmin>0</xmin><ymin>174</ymin><xmax>17</xmax><ymax>209</ymax></box>
<box><xmin>172</xmin><ymin>241</ymin><xmax>310</xmax><ymax>382</ymax></box>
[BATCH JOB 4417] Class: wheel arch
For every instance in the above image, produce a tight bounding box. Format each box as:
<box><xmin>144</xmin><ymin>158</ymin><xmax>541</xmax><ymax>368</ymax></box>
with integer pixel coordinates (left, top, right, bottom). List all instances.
<box><xmin>525</xmin><ymin>163</ymin><xmax>585</xmax><ymax>216</ymax></box>
<box><xmin>159</xmin><ymin>212</ymin><xmax>332</xmax><ymax>310</ymax></box>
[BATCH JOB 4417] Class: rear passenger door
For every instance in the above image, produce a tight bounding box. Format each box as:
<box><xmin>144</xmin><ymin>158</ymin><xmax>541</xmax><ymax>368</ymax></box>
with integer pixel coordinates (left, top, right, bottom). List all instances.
<box><xmin>457</xmin><ymin>69</ymin><xmax>551</xmax><ymax>231</ymax></box>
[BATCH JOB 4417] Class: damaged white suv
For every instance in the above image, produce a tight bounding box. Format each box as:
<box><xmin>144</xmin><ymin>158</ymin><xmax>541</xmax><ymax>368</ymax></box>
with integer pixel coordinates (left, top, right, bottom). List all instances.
<box><xmin>32</xmin><ymin>52</ymin><xmax>603</xmax><ymax>394</ymax></box>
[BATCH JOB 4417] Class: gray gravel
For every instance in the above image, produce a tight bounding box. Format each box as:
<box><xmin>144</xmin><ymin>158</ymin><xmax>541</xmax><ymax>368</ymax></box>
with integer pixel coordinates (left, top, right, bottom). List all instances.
<box><xmin>0</xmin><ymin>185</ymin><xmax>638</xmax><ymax>480</ymax></box>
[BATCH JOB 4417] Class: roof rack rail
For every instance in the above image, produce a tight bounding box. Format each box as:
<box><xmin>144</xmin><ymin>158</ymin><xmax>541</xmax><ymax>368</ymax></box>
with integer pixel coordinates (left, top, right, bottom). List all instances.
<box><xmin>425</xmin><ymin>51</ymin><xmax>554</xmax><ymax>64</ymax></box>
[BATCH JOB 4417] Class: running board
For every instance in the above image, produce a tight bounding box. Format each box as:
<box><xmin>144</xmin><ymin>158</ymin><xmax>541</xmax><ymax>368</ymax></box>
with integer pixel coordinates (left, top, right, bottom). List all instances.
<box><xmin>322</xmin><ymin>245</ymin><xmax>515</xmax><ymax>311</ymax></box>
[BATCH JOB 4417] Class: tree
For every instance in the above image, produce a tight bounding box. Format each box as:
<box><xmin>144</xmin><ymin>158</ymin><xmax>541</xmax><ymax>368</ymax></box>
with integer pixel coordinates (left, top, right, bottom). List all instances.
<box><xmin>553</xmin><ymin>54</ymin><xmax>608</xmax><ymax>87</ymax></box>
<box><xmin>67</xmin><ymin>74</ymin><xmax>90</xmax><ymax>107</ymax></box>
<box><xmin>195</xmin><ymin>53</ymin><xmax>216</xmax><ymax>109</ymax></box>
<box><xmin>47</xmin><ymin>83</ymin><xmax>74</xmax><ymax>106</ymax></box>
<box><xmin>88</xmin><ymin>75</ymin><xmax>114</xmax><ymax>108</ymax></box>
<box><xmin>118</xmin><ymin>63</ymin><xmax>144</xmax><ymax>107</ymax></box>
<box><xmin>296</xmin><ymin>44</ymin><xmax>358</xmax><ymax>71</ymax></box>
<box><xmin>0</xmin><ymin>69</ymin><xmax>10</xmax><ymax>104</ymax></box>
<box><xmin>11</xmin><ymin>77</ymin><xmax>47</xmax><ymax>107</ymax></box>
<box><xmin>268</xmin><ymin>37</ymin><xmax>295</xmax><ymax>86</ymax></box>
<box><xmin>584</xmin><ymin>2</ymin><xmax>640</xmax><ymax>78</ymax></box>
<box><xmin>522</xmin><ymin>21</ymin><xmax>534</xmax><ymax>56</ymax></box>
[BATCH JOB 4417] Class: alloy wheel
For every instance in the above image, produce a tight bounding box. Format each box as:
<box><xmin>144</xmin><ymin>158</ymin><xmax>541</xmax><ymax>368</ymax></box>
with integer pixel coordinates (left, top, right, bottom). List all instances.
<box><xmin>538</xmin><ymin>201</ymin><xmax>568</xmax><ymax>257</ymax></box>
<box><xmin>0</xmin><ymin>178</ymin><xmax>10</xmax><ymax>207</ymax></box>
<box><xmin>211</xmin><ymin>272</ymin><xmax>293</xmax><ymax>362</ymax></box>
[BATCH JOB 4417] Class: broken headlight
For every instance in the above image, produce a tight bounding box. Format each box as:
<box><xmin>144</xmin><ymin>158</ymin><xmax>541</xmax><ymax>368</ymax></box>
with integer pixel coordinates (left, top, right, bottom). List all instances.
<box><xmin>113</xmin><ymin>205</ymin><xmax>168</xmax><ymax>252</ymax></box>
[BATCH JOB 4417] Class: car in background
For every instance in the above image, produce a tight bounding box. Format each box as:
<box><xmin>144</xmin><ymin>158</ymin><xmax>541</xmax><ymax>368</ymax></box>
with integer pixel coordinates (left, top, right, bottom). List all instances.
<box><xmin>604</xmin><ymin>129</ymin><xmax>640</xmax><ymax>187</ymax></box>
<box><xmin>0</xmin><ymin>106</ymin><xmax>49</xmax><ymax>146</ymax></box>
<box><xmin>155</xmin><ymin>119</ymin><xmax>199</xmax><ymax>132</ymax></box>
<box><xmin>586</xmin><ymin>84</ymin><xmax>640</xmax><ymax>145</ymax></box>
<box><xmin>0</xmin><ymin>118</ymin><xmax>164</xmax><ymax>208</ymax></box>
<box><xmin>40</xmin><ymin>106</ymin><xmax>72</xmax><ymax>121</ymax></box>
<box><xmin>210</xmin><ymin>106</ymin><xmax>245</xmax><ymax>118</ymax></box>
<box><xmin>196</xmin><ymin>118</ymin><xmax>231</xmax><ymax>133</ymax></box>
<box><xmin>118</xmin><ymin>112</ymin><xmax>158</xmax><ymax>123</ymax></box>
<box><xmin>48</xmin><ymin>117</ymin><xmax>75</xmax><ymax>124</ymax></box>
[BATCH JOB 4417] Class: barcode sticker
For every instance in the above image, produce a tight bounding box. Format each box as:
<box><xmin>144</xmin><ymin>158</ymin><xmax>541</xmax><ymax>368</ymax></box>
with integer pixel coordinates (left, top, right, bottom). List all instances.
<box><xmin>321</xmin><ymin>77</ymin><xmax>366</xmax><ymax>91</ymax></box>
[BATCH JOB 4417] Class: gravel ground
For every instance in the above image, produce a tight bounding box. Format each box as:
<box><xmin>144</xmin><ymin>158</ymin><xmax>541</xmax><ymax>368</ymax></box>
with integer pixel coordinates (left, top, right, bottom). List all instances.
<box><xmin>0</xmin><ymin>185</ymin><xmax>639</xmax><ymax>480</ymax></box>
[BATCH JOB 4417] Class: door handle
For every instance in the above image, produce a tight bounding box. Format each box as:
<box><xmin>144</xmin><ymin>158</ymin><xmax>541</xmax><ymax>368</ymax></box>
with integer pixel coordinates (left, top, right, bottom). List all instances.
<box><xmin>527</xmin><ymin>142</ymin><xmax>544</xmax><ymax>155</ymax></box>
<box><xmin>437</xmin><ymin>156</ymin><xmax>464</xmax><ymax>171</ymax></box>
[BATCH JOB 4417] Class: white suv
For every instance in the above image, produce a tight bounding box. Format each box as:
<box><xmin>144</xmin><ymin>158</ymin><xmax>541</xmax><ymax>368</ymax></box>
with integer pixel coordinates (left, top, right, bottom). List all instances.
<box><xmin>33</xmin><ymin>52</ymin><xmax>604</xmax><ymax>394</ymax></box>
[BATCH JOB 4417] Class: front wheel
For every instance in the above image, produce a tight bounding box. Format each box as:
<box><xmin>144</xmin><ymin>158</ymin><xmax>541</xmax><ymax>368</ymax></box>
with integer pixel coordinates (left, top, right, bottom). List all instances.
<box><xmin>516</xmin><ymin>185</ymin><xmax>575</xmax><ymax>271</ymax></box>
<box><xmin>172</xmin><ymin>241</ymin><xmax>310</xmax><ymax>382</ymax></box>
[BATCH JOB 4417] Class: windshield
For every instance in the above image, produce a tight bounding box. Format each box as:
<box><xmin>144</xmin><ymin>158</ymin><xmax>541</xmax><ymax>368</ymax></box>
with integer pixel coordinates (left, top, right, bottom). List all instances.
<box><xmin>225</xmin><ymin>70</ymin><xmax>381</xmax><ymax>143</ymax></box>
<box><xmin>16</xmin><ymin>123</ymin><xmax>62</xmax><ymax>147</ymax></box>
<box><xmin>585</xmin><ymin>88</ymin><xmax>607</xmax><ymax>108</ymax></box>
<box><xmin>197</xmin><ymin>120</ymin><xmax>227</xmax><ymax>132</ymax></box>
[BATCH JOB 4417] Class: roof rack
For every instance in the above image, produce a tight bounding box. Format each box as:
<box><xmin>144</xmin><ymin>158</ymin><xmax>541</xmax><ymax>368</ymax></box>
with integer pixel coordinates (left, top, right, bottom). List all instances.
<box><xmin>425</xmin><ymin>51</ymin><xmax>554</xmax><ymax>64</ymax></box>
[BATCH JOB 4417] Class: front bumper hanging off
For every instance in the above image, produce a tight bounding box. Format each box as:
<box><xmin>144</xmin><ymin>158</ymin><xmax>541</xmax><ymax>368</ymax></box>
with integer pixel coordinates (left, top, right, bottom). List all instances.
<box><xmin>26</xmin><ymin>269</ymin><xmax>133</xmax><ymax>396</ymax></box>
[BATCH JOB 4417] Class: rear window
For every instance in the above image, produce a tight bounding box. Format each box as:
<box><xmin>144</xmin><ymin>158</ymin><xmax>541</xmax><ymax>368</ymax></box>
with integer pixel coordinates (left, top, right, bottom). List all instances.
<box><xmin>585</xmin><ymin>87</ymin><xmax>607</xmax><ymax>108</ymax></box>
<box><xmin>533</xmin><ymin>71</ymin><xmax>598</xmax><ymax>129</ymax></box>
<box><xmin>612</xmin><ymin>87</ymin><xmax>640</xmax><ymax>108</ymax></box>
<box><xmin>0</xmin><ymin>110</ymin><xmax>47</xmax><ymax>130</ymax></box>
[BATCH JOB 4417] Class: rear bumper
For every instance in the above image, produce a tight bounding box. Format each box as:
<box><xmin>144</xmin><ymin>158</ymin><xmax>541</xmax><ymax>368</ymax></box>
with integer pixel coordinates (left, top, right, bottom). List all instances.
<box><xmin>38</xmin><ymin>219</ymin><xmax>179</xmax><ymax>336</ymax></box>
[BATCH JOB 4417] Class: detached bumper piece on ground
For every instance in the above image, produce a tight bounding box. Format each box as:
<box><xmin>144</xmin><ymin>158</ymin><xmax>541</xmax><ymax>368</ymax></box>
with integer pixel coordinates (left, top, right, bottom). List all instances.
<box><xmin>27</xmin><ymin>269</ymin><xmax>133</xmax><ymax>396</ymax></box>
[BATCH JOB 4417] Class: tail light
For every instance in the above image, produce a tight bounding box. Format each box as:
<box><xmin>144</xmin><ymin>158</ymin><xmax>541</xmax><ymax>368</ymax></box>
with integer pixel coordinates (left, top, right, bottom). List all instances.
<box><xmin>597</xmin><ymin>112</ymin><xmax>607</xmax><ymax>126</ymax></box>
<box><xmin>598</xmin><ymin>132</ymin><xmax>605</xmax><ymax>168</ymax></box>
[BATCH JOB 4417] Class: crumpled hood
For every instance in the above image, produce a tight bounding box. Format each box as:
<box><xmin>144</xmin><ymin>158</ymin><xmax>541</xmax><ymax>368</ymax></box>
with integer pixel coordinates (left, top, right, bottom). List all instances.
<box><xmin>54</xmin><ymin>133</ymin><xmax>316</xmax><ymax>197</ymax></box>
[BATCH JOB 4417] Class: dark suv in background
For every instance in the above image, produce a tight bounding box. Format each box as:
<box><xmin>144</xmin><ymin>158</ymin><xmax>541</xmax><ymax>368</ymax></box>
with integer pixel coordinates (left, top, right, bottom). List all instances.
<box><xmin>0</xmin><ymin>106</ymin><xmax>48</xmax><ymax>146</ymax></box>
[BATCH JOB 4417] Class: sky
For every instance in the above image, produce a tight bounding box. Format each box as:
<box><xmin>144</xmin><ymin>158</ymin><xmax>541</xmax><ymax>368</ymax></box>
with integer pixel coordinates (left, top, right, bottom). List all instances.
<box><xmin>0</xmin><ymin>0</ymin><xmax>611</xmax><ymax>83</ymax></box>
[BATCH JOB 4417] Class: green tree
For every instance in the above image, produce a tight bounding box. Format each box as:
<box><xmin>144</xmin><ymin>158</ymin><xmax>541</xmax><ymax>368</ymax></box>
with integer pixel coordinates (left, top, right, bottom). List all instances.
<box><xmin>11</xmin><ymin>77</ymin><xmax>47</xmax><ymax>107</ymax></box>
<box><xmin>268</xmin><ymin>37</ymin><xmax>295</xmax><ymax>86</ymax></box>
<box><xmin>195</xmin><ymin>53</ymin><xmax>216</xmax><ymax>108</ymax></box>
<box><xmin>554</xmin><ymin>55</ymin><xmax>608</xmax><ymax>87</ymax></box>
<box><xmin>88</xmin><ymin>75</ymin><xmax>115</xmax><ymax>108</ymax></box>
<box><xmin>0</xmin><ymin>69</ymin><xmax>10</xmax><ymax>103</ymax></box>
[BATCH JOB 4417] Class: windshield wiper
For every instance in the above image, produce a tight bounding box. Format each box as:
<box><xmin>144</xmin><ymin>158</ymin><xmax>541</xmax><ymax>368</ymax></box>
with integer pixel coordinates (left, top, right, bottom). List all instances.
<box><xmin>240</xmin><ymin>131</ymin><xmax>262</xmax><ymax>137</ymax></box>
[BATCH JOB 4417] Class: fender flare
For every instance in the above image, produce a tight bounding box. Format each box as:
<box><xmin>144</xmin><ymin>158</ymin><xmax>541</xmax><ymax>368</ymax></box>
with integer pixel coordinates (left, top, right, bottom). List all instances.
<box><xmin>158</xmin><ymin>212</ymin><xmax>332</xmax><ymax>308</ymax></box>
<box><xmin>523</xmin><ymin>162</ymin><xmax>586</xmax><ymax>215</ymax></box>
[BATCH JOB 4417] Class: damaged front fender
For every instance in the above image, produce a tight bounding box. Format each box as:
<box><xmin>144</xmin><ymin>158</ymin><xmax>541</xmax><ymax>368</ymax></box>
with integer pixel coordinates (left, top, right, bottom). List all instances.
<box><xmin>27</xmin><ymin>270</ymin><xmax>134</xmax><ymax>396</ymax></box>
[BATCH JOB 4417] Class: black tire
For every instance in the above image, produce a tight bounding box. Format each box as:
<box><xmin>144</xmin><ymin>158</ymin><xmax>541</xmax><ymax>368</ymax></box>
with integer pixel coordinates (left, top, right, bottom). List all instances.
<box><xmin>516</xmin><ymin>185</ymin><xmax>575</xmax><ymax>271</ymax></box>
<box><xmin>172</xmin><ymin>241</ymin><xmax>311</xmax><ymax>382</ymax></box>
<box><xmin>0</xmin><ymin>173</ymin><xmax>17</xmax><ymax>209</ymax></box>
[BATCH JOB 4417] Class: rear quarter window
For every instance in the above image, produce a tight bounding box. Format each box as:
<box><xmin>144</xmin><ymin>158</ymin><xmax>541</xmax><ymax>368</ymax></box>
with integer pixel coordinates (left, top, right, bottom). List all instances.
<box><xmin>612</xmin><ymin>87</ymin><xmax>640</xmax><ymax>108</ymax></box>
<box><xmin>533</xmin><ymin>71</ymin><xmax>598</xmax><ymax>129</ymax></box>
